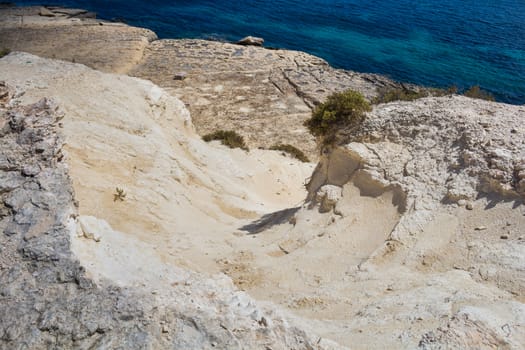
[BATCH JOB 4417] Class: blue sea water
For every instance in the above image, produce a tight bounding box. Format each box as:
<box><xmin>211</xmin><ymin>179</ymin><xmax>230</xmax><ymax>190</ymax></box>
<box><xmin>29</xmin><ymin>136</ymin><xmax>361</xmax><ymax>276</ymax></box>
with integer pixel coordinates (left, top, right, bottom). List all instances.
<box><xmin>14</xmin><ymin>0</ymin><xmax>525</xmax><ymax>104</ymax></box>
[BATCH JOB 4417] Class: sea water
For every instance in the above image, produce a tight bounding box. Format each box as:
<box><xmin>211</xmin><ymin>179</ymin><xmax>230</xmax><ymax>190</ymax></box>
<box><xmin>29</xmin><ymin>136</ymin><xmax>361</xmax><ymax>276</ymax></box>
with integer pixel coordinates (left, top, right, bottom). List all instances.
<box><xmin>14</xmin><ymin>0</ymin><xmax>525</xmax><ymax>104</ymax></box>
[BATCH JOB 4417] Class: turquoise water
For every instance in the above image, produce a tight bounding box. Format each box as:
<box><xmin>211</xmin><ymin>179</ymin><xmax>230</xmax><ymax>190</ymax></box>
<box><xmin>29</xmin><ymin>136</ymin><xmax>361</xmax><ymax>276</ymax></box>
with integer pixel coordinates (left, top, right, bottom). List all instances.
<box><xmin>14</xmin><ymin>0</ymin><xmax>525</xmax><ymax>104</ymax></box>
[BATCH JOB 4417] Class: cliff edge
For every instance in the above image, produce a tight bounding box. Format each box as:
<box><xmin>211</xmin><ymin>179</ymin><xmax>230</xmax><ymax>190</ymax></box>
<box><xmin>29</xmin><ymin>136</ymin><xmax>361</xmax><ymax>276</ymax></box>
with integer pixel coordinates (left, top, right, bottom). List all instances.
<box><xmin>0</xmin><ymin>5</ymin><xmax>524</xmax><ymax>350</ymax></box>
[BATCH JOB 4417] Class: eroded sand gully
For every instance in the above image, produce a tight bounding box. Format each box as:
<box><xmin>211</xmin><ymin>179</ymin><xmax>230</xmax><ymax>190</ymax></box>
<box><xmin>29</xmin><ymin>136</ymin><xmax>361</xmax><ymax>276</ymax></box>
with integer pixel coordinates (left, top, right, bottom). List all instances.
<box><xmin>3</xmin><ymin>53</ymin><xmax>525</xmax><ymax>349</ymax></box>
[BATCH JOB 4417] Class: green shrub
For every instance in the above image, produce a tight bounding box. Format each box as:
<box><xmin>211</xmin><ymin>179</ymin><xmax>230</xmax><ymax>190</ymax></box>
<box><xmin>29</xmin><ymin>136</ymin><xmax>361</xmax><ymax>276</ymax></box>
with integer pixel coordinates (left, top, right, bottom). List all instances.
<box><xmin>202</xmin><ymin>130</ymin><xmax>249</xmax><ymax>151</ymax></box>
<box><xmin>270</xmin><ymin>144</ymin><xmax>310</xmax><ymax>162</ymax></box>
<box><xmin>305</xmin><ymin>90</ymin><xmax>371</xmax><ymax>138</ymax></box>
<box><xmin>463</xmin><ymin>85</ymin><xmax>495</xmax><ymax>101</ymax></box>
<box><xmin>0</xmin><ymin>48</ymin><xmax>10</xmax><ymax>58</ymax></box>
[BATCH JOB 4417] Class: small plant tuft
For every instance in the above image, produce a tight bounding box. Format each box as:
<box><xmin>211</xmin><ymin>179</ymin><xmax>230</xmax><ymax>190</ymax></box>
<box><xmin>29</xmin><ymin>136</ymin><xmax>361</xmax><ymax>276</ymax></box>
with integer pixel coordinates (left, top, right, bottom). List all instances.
<box><xmin>270</xmin><ymin>144</ymin><xmax>310</xmax><ymax>162</ymax></box>
<box><xmin>202</xmin><ymin>130</ymin><xmax>249</xmax><ymax>151</ymax></box>
<box><xmin>305</xmin><ymin>89</ymin><xmax>371</xmax><ymax>139</ymax></box>
<box><xmin>463</xmin><ymin>85</ymin><xmax>495</xmax><ymax>101</ymax></box>
<box><xmin>373</xmin><ymin>86</ymin><xmax>429</xmax><ymax>104</ymax></box>
<box><xmin>113</xmin><ymin>187</ymin><xmax>126</xmax><ymax>202</ymax></box>
<box><xmin>0</xmin><ymin>48</ymin><xmax>10</xmax><ymax>58</ymax></box>
<box><xmin>373</xmin><ymin>85</ymin><xmax>460</xmax><ymax>104</ymax></box>
<box><xmin>445</xmin><ymin>85</ymin><xmax>459</xmax><ymax>94</ymax></box>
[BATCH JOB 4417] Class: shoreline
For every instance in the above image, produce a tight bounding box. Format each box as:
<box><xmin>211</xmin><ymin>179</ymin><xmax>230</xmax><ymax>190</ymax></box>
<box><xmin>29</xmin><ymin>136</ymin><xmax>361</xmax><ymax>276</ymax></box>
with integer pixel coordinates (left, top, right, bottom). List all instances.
<box><xmin>1</xmin><ymin>5</ymin><xmax>524</xmax><ymax>350</ymax></box>
<box><xmin>0</xmin><ymin>4</ymin><xmax>403</xmax><ymax>159</ymax></box>
<box><xmin>10</xmin><ymin>2</ymin><xmax>523</xmax><ymax>104</ymax></box>
<box><xmin>5</xmin><ymin>3</ymin><xmax>512</xmax><ymax>105</ymax></box>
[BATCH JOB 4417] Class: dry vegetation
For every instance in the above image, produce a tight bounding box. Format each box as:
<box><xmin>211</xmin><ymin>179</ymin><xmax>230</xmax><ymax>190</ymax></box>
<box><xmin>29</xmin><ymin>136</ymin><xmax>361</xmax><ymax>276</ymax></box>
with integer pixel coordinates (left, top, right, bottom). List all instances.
<box><xmin>202</xmin><ymin>130</ymin><xmax>249</xmax><ymax>151</ymax></box>
<box><xmin>0</xmin><ymin>48</ymin><xmax>10</xmax><ymax>58</ymax></box>
<box><xmin>463</xmin><ymin>85</ymin><xmax>495</xmax><ymax>101</ymax></box>
<box><xmin>270</xmin><ymin>144</ymin><xmax>310</xmax><ymax>162</ymax></box>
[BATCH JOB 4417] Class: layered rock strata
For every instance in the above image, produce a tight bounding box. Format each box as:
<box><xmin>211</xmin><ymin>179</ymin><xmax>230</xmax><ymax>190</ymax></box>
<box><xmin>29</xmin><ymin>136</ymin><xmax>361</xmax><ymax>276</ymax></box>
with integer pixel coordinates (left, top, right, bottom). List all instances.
<box><xmin>0</xmin><ymin>6</ymin><xmax>157</xmax><ymax>74</ymax></box>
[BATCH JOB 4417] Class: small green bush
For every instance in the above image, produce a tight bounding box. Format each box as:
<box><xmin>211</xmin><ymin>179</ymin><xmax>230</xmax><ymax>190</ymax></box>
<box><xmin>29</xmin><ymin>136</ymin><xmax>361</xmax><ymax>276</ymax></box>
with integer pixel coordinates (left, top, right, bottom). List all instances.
<box><xmin>305</xmin><ymin>90</ymin><xmax>371</xmax><ymax>138</ymax></box>
<box><xmin>463</xmin><ymin>85</ymin><xmax>495</xmax><ymax>101</ymax></box>
<box><xmin>270</xmin><ymin>144</ymin><xmax>310</xmax><ymax>162</ymax></box>
<box><xmin>0</xmin><ymin>48</ymin><xmax>10</xmax><ymax>58</ymax></box>
<box><xmin>202</xmin><ymin>130</ymin><xmax>249</xmax><ymax>151</ymax></box>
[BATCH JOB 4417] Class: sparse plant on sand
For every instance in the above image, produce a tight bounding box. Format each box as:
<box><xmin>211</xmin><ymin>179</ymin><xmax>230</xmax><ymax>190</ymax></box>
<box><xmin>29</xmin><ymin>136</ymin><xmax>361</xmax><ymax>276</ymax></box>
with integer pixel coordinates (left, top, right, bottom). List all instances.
<box><xmin>270</xmin><ymin>144</ymin><xmax>310</xmax><ymax>162</ymax></box>
<box><xmin>463</xmin><ymin>85</ymin><xmax>495</xmax><ymax>101</ymax></box>
<box><xmin>113</xmin><ymin>187</ymin><xmax>126</xmax><ymax>202</ymax></box>
<box><xmin>305</xmin><ymin>89</ymin><xmax>371</xmax><ymax>139</ymax></box>
<box><xmin>202</xmin><ymin>130</ymin><xmax>249</xmax><ymax>151</ymax></box>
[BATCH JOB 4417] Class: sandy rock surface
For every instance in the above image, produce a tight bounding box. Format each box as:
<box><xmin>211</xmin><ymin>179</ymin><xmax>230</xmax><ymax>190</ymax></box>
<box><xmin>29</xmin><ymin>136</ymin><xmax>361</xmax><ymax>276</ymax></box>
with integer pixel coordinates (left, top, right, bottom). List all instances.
<box><xmin>297</xmin><ymin>96</ymin><xmax>525</xmax><ymax>348</ymax></box>
<box><xmin>2</xmin><ymin>51</ymin><xmax>524</xmax><ymax>349</ymax></box>
<box><xmin>129</xmin><ymin>39</ymin><xmax>399</xmax><ymax>158</ymax></box>
<box><xmin>0</xmin><ymin>6</ymin><xmax>401</xmax><ymax>159</ymax></box>
<box><xmin>0</xmin><ymin>54</ymin><xmax>335</xmax><ymax>350</ymax></box>
<box><xmin>0</xmin><ymin>6</ymin><xmax>156</xmax><ymax>74</ymax></box>
<box><xmin>1</xmin><ymin>5</ymin><xmax>524</xmax><ymax>349</ymax></box>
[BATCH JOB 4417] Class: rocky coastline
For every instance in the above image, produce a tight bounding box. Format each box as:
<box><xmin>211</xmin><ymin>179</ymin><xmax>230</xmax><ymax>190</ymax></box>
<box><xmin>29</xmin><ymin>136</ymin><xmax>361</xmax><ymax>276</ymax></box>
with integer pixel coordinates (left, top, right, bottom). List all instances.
<box><xmin>1</xmin><ymin>5</ymin><xmax>524</xmax><ymax>350</ymax></box>
<box><xmin>0</xmin><ymin>5</ymin><xmax>407</xmax><ymax>159</ymax></box>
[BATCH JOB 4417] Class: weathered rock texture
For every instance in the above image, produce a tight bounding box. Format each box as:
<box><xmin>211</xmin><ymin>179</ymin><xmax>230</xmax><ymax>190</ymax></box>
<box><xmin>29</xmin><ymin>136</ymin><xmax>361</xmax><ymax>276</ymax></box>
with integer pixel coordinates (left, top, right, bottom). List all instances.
<box><xmin>0</xmin><ymin>76</ymin><xmax>334</xmax><ymax>349</ymax></box>
<box><xmin>128</xmin><ymin>39</ymin><xmax>399</xmax><ymax>157</ymax></box>
<box><xmin>0</xmin><ymin>6</ymin><xmax>156</xmax><ymax>74</ymax></box>
<box><xmin>0</xmin><ymin>6</ymin><xmax>402</xmax><ymax>158</ymax></box>
<box><xmin>298</xmin><ymin>96</ymin><xmax>525</xmax><ymax>348</ymax></box>
<box><xmin>1</xmin><ymin>6</ymin><xmax>524</xmax><ymax>350</ymax></box>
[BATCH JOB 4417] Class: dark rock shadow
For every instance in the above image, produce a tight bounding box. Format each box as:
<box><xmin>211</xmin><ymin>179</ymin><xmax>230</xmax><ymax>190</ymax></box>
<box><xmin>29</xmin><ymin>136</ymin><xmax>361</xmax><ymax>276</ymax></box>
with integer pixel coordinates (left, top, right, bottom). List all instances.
<box><xmin>239</xmin><ymin>207</ymin><xmax>301</xmax><ymax>234</ymax></box>
<box><xmin>442</xmin><ymin>188</ymin><xmax>523</xmax><ymax>210</ymax></box>
<box><xmin>478</xmin><ymin>192</ymin><xmax>523</xmax><ymax>209</ymax></box>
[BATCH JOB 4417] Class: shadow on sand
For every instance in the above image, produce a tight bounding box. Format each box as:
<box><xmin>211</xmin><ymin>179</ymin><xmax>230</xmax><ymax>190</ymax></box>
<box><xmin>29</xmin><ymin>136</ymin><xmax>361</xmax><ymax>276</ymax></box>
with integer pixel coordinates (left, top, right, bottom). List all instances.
<box><xmin>239</xmin><ymin>207</ymin><xmax>301</xmax><ymax>234</ymax></box>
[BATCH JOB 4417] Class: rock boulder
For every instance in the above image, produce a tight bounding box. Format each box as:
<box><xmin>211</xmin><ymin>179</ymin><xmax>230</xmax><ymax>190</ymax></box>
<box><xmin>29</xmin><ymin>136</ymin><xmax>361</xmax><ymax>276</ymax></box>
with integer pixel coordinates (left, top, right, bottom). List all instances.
<box><xmin>237</xmin><ymin>35</ymin><xmax>264</xmax><ymax>46</ymax></box>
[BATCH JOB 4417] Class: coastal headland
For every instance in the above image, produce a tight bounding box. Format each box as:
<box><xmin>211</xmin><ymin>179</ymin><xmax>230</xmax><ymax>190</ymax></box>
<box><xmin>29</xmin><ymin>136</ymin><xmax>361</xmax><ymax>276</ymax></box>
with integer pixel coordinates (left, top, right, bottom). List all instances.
<box><xmin>0</xmin><ymin>5</ymin><xmax>405</xmax><ymax>159</ymax></box>
<box><xmin>1</xmin><ymin>5</ymin><xmax>524</xmax><ymax>350</ymax></box>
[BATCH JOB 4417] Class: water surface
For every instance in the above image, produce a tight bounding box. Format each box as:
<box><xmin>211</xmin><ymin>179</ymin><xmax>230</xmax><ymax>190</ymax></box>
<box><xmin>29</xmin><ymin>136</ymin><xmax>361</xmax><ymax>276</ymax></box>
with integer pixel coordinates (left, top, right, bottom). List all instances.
<box><xmin>14</xmin><ymin>0</ymin><xmax>525</xmax><ymax>104</ymax></box>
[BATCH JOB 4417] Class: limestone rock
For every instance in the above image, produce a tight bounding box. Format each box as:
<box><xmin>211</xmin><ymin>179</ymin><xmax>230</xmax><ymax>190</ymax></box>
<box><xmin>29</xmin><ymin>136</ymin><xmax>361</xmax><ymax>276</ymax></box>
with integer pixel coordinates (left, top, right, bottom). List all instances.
<box><xmin>0</xmin><ymin>6</ymin><xmax>403</xmax><ymax>159</ymax></box>
<box><xmin>2</xmin><ymin>12</ymin><xmax>524</xmax><ymax>348</ymax></box>
<box><xmin>315</xmin><ymin>184</ymin><xmax>342</xmax><ymax>213</ymax></box>
<box><xmin>129</xmin><ymin>39</ymin><xmax>400</xmax><ymax>159</ymax></box>
<box><xmin>78</xmin><ymin>215</ymin><xmax>104</xmax><ymax>242</ymax></box>
<box><xmin>0</xmin><ymin>60</ymin><xmax>324</xmax><ymax>350</ymax></box>
<box><xmin>0</xmin><ymin>7</ymin><xmax>157</xmax><ymax>74</ymax></box>
<box><xmin>38</xmin><ymin>7</ymin><xmax>55</xmax><ymax>17</ymax></box>
<box><xmin>47</xmin><ymin>7</ymin><xmax>94</xmax><ymax>18</ymax></box>
<box><xmin>237</xmin><ymin>35</ymin><xmax>264</xmax><ymax>46</ymax></box>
